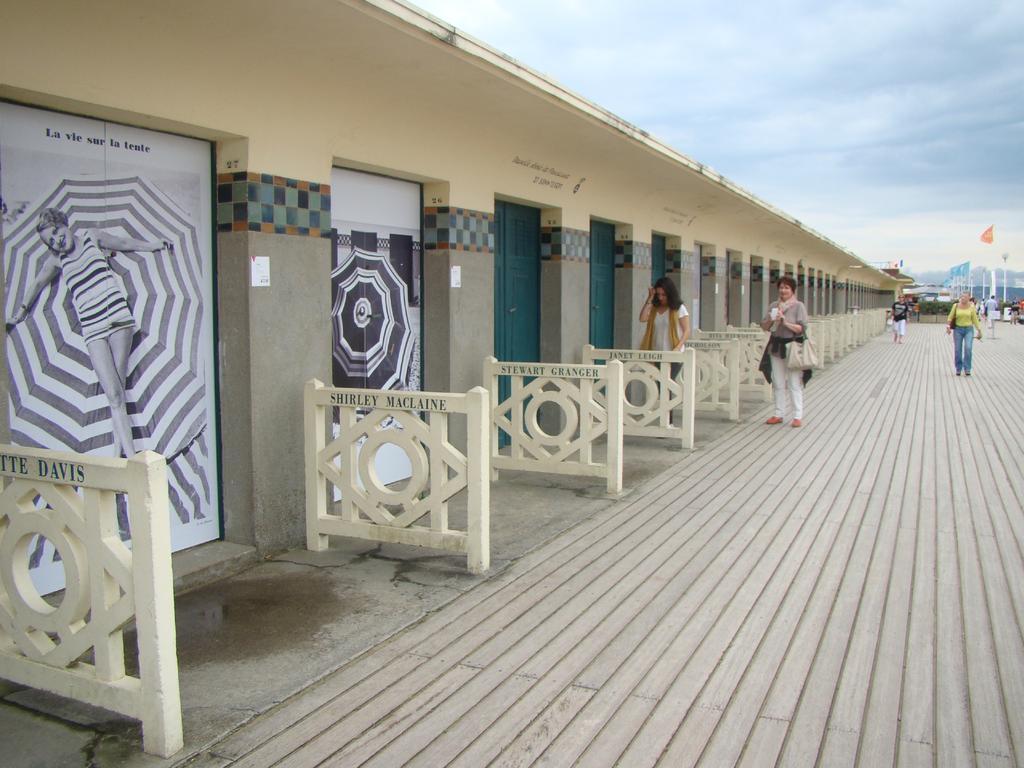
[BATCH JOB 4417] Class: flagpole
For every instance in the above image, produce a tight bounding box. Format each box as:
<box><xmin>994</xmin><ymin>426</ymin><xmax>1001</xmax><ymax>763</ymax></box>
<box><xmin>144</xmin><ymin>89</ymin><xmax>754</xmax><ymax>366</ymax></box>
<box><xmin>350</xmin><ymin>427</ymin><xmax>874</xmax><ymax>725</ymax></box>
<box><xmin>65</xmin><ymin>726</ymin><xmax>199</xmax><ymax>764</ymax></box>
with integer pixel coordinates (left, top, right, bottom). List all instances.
<box><xmin>1003</xmin><ymin>253</ymin><xmax>1009</xmax><ymax>303</ymax></box>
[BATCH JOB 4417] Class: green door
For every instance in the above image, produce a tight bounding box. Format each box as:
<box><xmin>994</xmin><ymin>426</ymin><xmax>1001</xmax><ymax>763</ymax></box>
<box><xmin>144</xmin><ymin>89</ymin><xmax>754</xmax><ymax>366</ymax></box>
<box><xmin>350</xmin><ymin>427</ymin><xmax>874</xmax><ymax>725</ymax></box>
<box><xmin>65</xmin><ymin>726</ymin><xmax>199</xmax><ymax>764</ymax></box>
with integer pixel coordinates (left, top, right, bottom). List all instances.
<box><xmin>652</xmin><ymin>234</ymin><xmax>666</xmax><ymax>283</ymax></box>
<box><xmin>494</xmin><ymin>201</ymin><xmax>540</xmax><ymax>364</ymax></box>
<box><xmin>590</xmin><ymin>220</ymin><xmax>615</xmax><ymax>347</ymax></box>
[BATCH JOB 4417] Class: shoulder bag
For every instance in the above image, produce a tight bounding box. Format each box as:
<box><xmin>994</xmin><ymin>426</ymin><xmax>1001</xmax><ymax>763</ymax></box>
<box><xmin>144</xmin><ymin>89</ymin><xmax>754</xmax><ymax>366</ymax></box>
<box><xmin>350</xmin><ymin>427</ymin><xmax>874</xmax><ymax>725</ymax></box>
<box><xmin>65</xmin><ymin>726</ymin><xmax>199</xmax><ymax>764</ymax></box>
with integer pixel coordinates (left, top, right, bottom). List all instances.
<box><xmin>786</xmin><ymin>335</ymin><xmax>819</xmax><ymax>371</ymax></box>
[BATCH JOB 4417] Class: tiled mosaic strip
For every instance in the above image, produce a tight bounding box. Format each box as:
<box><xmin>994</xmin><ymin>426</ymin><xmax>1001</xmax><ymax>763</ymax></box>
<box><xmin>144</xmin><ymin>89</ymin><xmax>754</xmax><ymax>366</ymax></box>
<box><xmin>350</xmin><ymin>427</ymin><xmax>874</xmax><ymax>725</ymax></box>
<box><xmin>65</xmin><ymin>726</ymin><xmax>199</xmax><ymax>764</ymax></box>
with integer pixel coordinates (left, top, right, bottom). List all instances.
<box><xmin>615</xmin><ymin>241</ymin><xmax>652</xmax><ymax>269</ymax></box>
<box><xmin>423</xmin><ymin>207</ymin><xmax>494</xmax><ymax>253</ymax></box>
<box><xmin>751</xmin><ymin>263</ymin><xmax>765</xmax><ymax>280</ymax></box>
<box><xmin>541</xmin><ymin>227</ymin><xmax>589</xmax><ymax>262</ymax></box>
<box><xmin>336</xmin><ymin>233</ymin><xmax>422</xmax><ymax>256</ymax></box>
<box><xmin>216</xmin><ymin>172</ymin><xmax>331</xmax><ymax>237</ymax></box>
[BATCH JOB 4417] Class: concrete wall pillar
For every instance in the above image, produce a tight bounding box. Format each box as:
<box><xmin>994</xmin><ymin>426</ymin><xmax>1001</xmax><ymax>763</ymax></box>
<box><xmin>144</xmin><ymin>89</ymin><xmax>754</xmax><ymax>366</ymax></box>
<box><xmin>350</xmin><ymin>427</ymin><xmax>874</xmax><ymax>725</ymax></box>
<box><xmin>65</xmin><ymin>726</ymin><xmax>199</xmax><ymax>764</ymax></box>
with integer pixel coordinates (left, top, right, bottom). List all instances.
<box><xmin>213</xmin><ymin>166</ymin><xmax>335</xmax><ymax>555</ymax></box>
<box><xmin>217</xmin><ymin>230</ymin><xmax>332</xmax><ymax>554</ymax></box>
<box><xmin>768</xmin><ymin>261</ymin><xmax>782</xmax><ymax>307</ymax></box>
<box><xmin>668</xmin><ymin>240</ymin><xmax>698</xmax><ymax>321</ymax></box>
<box><xmin>750</xmin><ymin>257</ymin><xmax>767</xmax><ymax>322</ymax></box>
<box><xmin>423</xmin><ymin>199</ymin><xmax>495</xmax><ymax>394</ymax></box>
<box><xmin>614</xmin><ymin>225</ymin><xmax>651</xmax><ymax>348</ymax></box>
<box><xmin>699</xmin><ymin>244</ymin><xmax>727</xmax><ymax>330</ymax></box>
<box><xmin>727</xmin><ymin>250</ymin><xmax>748</xmax><ymax>326</ymax></box>
<box><xmin>540</xmin><ymin>208</ymin><xmax>589</xmax><ymax>363</ymax></box>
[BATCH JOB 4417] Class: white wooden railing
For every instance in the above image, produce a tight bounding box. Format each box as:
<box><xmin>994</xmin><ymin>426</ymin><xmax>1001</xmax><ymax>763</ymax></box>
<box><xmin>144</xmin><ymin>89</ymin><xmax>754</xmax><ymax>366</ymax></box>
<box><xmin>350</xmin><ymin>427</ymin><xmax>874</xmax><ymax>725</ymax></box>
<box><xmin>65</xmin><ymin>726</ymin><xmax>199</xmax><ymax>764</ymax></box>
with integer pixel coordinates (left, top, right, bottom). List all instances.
<box><xmin>304</xmin><ymin>380</ymin><xmax>490</xmax><ymax>574</ymax></box>
<box><xmin>0</xmin><ymin>445</ymin><xmax>181</xmax><ymax>757</ymax></box>
<box><xmin>581</xmin><ymin>346</ymin><xmax>696</xmax><ymax>450</ymax></box>
<box><xmin>692</xmin><ymin>329</ymin><xmax>771</xmax><ymax>401</ymax></box>
<box><xmin>484</xmin><ymin>358</ymin><xmax>624</xmax><ymax>494</ymax></box>
<box><xmin>813</xmin><ymin>317</ymin><xmax>838</xmax><ymax>362</ymax></box>
<box><xmin>684</xmin><ymin>340</ymin><xmax>741</xmax><ymax>421</ymax></box>
<box><xmin>806</xmin><ymin>320</ymin><xmax>829</xmax><ymax>370</ymax></box>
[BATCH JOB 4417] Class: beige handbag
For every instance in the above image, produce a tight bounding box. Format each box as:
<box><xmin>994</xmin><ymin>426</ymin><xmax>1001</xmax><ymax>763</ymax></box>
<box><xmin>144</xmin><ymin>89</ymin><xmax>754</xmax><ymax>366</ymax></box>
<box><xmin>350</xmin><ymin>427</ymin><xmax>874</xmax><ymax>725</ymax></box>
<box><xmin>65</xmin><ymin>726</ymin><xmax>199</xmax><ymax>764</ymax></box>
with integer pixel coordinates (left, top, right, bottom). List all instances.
<box><xmin>786</xmin><ymin>336</ymin><xmax>819</xmax><ymax>370</ymax></box>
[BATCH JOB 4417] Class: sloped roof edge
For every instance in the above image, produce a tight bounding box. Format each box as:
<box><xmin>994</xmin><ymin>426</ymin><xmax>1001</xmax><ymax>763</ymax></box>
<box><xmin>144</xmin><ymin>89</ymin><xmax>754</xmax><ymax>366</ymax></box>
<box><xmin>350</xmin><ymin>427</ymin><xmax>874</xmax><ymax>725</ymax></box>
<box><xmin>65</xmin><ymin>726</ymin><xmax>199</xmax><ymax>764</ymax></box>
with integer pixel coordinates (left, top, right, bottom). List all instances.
<box><xmin>354</xmin><ymin>0</ymin><xmax>867</xmax><ymax>266</ymax></box>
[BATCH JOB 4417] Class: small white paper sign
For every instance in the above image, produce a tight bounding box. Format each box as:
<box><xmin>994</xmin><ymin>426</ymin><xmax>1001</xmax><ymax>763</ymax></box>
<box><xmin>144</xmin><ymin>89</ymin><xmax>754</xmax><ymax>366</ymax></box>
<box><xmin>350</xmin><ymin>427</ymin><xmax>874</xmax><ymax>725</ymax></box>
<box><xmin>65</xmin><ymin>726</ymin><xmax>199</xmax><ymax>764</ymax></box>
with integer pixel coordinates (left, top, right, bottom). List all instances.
<box><xmin>251</xmin><ymin>256</ymin><xmax>270</xmax><ymax>287</ymax></box>
<box><xmin>450</xmin><ymin>265</ymin><xmax>462</xmax><ymax>288</ymax></box>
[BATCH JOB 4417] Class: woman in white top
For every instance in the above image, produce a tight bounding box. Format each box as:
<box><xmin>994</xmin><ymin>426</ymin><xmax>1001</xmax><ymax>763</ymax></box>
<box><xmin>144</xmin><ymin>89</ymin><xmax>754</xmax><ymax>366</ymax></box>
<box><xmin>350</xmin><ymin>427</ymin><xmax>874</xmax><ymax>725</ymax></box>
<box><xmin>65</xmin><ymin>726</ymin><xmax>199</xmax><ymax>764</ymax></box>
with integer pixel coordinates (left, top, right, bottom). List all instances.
<box><xmin>639</xmin><ymin>276</ymin><xmax>690</xmax><ymax>377</ymax></box>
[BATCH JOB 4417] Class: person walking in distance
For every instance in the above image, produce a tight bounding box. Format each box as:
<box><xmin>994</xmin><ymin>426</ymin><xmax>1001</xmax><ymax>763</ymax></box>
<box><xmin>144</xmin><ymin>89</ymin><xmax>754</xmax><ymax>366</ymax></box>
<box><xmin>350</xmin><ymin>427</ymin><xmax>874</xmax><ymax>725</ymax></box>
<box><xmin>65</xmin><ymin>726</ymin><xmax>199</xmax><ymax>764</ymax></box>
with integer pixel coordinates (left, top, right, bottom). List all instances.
<box><xmin>984</xmin><ymin>294</ymin><xmax>999</xmax><ymax>338</ymax></box>
<box><xmin>946</xmin><ymin>292</ymin><xmax>983</xmax><ymax>376</ymax></box>
<box><xmin>760</xmin><ymin>276</ymin><xmax>809</xmax><ymax>427</ymax></box>
<box><xmin>891</xmin><ymin>293</ymin><xmax>911</xmax><ymax>344</ymax></box>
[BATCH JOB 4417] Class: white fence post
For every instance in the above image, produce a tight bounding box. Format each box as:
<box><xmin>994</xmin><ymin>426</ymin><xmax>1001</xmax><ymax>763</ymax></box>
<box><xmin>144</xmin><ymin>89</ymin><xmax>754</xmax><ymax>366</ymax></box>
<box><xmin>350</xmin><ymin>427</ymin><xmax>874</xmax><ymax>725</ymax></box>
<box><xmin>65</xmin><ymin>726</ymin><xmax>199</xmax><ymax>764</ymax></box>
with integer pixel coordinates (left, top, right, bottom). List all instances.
<box><xmin>0</xmin><ymin>445</ymin><xmax>181</xmax><ymax>758</ymax></box>
<box><xmin>305</xmin><ymin>378</ymin><xmax>328</xmax><ymax>552</ymax></box>
<box><xmin>465</xmin><ymin>386</ymin><xmax>490</xmax><ymax>574</ymax></box>
<box><xmin>679</xmin><ymin>349</ymin><xmax>696</xmax><ymax>450</ymax></box>
<box><xmin>486</xmin><ymin>357</ymin><xmax>501</xmax><ymax>482</ymax></box>
<box><xmin>606</xmin><ymin>360</ymin><xmax>624</xmax><ymax>495</ymax></box>
<box><xmin>128</xmin><ymin>451</ymin><xmax>182</xmax><ymax>758</ymax></box>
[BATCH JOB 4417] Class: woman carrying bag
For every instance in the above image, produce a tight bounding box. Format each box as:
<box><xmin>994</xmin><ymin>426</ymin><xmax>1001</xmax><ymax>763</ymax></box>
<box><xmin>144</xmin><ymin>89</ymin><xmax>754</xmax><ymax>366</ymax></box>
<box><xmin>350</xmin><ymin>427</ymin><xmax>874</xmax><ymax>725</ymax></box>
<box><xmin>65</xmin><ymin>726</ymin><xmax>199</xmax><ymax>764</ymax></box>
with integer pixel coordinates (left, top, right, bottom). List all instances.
<box><xmin>759</xmin><ymin>276</ymin><xmax>810</xmax><ymax>427</ymax></box>
<box><xmin>946</xmin><ymin>292</ymin><xmax>983</xmax><ymax>376</ymax></box>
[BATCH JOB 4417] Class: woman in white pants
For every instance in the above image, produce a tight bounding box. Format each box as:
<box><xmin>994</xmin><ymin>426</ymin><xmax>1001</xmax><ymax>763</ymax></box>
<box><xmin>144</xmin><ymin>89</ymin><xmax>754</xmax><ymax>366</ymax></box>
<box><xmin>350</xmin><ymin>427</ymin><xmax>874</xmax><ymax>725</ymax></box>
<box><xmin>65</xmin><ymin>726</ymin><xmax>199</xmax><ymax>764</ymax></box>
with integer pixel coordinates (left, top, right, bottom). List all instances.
<box><xmin>759</xmin><ymin>276</ymin><xmax>809</xmax><ymax>427</ymax></box>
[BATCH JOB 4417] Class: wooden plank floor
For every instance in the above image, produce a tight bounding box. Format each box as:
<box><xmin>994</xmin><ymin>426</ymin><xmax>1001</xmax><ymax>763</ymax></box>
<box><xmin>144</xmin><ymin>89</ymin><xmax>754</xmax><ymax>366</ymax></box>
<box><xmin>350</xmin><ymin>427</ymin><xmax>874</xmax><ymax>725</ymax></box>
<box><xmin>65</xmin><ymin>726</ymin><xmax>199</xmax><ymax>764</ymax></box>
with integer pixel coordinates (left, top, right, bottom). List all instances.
<box><xmin>192</xmin><ymin>322</ymin><xmax>1024</xmax><ymax>768</ymax></box>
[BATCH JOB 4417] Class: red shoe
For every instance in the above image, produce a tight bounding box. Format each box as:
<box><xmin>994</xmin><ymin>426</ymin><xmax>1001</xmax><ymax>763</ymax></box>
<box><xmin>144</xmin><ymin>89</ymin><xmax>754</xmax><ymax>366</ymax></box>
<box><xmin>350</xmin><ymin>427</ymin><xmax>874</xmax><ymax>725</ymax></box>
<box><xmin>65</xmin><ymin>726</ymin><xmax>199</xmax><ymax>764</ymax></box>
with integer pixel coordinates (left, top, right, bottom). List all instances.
<box><xmin>791</xmin><ymin>419</ymin><xmax>803</xmax><ymax>428</ymax></box>
<box><xmin>765</xmin><ymin>416</ymin><xmax>783</xmax><ymax>425</ymax></box>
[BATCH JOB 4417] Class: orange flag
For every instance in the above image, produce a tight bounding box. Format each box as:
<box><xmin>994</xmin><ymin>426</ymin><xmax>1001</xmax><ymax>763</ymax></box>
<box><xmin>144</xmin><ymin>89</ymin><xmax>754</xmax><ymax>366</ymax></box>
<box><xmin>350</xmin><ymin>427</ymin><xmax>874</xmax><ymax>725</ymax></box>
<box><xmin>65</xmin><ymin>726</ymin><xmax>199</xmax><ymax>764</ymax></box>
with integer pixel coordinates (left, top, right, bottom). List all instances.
<box><xmin>980</xmin><ymin>225</ymin><xmax>994</xmax><ymax>244</ymax></box>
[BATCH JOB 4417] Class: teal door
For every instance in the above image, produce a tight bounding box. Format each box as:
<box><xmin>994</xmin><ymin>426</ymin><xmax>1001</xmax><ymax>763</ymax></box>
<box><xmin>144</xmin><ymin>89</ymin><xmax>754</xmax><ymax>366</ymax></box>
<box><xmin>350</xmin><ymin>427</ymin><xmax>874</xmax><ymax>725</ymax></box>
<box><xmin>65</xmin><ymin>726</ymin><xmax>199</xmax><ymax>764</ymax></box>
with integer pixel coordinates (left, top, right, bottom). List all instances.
<box><xmin>590</xmin><ymin>220</ymin><xmax>615</xmax><ymax>347</ymax></box>
<box><xmin>652</xmin><ymin>234</ymin><xmax>666</xmax><ymax>283</ymax></box>
<box><xmin>494</xmin><ymin>201</ymin><xmax>540</xmax><ymax>364</ymax></box>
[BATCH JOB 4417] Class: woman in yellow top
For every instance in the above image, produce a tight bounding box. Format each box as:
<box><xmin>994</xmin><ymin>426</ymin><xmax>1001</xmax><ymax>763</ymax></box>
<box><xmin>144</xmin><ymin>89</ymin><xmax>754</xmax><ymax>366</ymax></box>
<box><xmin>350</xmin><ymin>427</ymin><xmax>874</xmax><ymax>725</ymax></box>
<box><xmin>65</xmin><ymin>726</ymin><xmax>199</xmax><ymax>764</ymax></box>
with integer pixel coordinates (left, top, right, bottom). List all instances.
<box><xmin>946</xmin><ymin>292</ymin><xmax>983</xmax><ymax>376</ymax></box>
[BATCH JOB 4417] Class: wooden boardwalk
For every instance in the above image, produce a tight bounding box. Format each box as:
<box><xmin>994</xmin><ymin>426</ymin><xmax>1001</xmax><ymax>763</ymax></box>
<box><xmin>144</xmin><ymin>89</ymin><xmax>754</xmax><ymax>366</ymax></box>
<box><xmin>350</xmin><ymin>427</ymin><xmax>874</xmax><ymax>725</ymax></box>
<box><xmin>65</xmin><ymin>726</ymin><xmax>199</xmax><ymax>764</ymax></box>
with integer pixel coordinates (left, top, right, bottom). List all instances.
<box><xmin>192</xmin><ymin>322</ymin><xmax>1024</xmax><ymax>768</ymax></box>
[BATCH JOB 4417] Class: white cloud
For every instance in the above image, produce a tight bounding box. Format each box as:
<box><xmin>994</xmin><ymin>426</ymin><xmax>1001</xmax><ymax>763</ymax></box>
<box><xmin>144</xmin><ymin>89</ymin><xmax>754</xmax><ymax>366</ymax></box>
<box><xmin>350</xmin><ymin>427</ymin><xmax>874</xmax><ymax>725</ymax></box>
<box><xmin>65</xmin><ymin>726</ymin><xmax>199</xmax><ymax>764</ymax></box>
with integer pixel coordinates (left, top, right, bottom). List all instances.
<box><xmin>410</xmin><ymin>0</ymin><xmax>1024</xmax><ymax>271</ymax></box>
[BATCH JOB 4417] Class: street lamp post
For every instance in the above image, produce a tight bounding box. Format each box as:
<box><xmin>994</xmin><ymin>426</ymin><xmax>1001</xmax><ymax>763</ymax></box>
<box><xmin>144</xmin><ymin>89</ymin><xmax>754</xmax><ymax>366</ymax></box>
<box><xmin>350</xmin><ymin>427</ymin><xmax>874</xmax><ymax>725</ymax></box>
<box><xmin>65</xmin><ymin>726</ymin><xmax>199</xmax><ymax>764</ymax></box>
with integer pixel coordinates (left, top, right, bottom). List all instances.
<box><xmin>1003</xmin><ymin>253</ymin><xmax>1009</xmax><ymax>303</ymax></box>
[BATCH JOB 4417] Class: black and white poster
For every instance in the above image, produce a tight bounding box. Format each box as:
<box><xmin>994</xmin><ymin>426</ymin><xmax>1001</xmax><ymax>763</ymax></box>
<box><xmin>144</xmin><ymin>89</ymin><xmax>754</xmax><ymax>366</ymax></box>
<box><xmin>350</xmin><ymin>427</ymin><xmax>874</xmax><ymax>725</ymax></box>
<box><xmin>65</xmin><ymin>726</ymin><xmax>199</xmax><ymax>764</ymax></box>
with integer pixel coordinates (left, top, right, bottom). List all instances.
<box><xmin>0</xmin><ymin>103</ymin><xmax>219</xmax><ymax>594</ymax></box>
<box><xmin>330</xmin><ymin>168</ymin><xmax>421</xmax><ymax>486</ymax></box>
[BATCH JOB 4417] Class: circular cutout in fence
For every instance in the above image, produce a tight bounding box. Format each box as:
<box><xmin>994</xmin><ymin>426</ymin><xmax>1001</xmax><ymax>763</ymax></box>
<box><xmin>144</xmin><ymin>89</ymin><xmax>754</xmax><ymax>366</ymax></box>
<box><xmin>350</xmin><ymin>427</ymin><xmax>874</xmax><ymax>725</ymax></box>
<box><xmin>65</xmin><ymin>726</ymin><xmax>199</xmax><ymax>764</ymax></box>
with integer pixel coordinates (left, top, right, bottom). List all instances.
<box><xmin>0</xmin><ymin>512</ymin><xmax>89</xmax><ymax>635</ymax></box>
<box><xmin>357</xmin><ymin>430</ymin><xmax>428</xmax><ymax>507</ymax></box>
<box><xmin>623</xmin><ymin>370</ymin><xmax>659</xmax><ymax>412</ymax></box>
<box><xmin>525</xmin><ymin>390</ymin><xmax>579</xmax><ymax>444</ymax></box>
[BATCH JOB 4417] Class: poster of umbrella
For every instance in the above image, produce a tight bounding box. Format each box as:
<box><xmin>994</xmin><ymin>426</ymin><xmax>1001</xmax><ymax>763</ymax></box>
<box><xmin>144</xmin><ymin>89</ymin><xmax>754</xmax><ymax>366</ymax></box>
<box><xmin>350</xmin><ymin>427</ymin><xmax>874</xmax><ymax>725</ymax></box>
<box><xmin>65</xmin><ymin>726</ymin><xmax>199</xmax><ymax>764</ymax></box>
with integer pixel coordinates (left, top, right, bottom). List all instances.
<box><xmin>331</xmin><ymin>247</ymin><xmax>414</xmax><ymax>390</ymax></box>
<box><xmin>3</xmin><ymin>176</ymin><xmax>211</xmax><ymax>536</ymax></box>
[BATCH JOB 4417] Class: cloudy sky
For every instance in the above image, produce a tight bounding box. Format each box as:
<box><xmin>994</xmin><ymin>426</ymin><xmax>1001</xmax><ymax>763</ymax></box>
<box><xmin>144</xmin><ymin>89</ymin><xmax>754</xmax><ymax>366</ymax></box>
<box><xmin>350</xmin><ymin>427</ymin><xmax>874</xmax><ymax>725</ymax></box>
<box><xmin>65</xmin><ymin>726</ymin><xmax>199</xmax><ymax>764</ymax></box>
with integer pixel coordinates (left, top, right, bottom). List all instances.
<box><xmin>411</xmin><ymin>0</ymin><xmax>1023</xmax><ymax>277</ymax></box>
